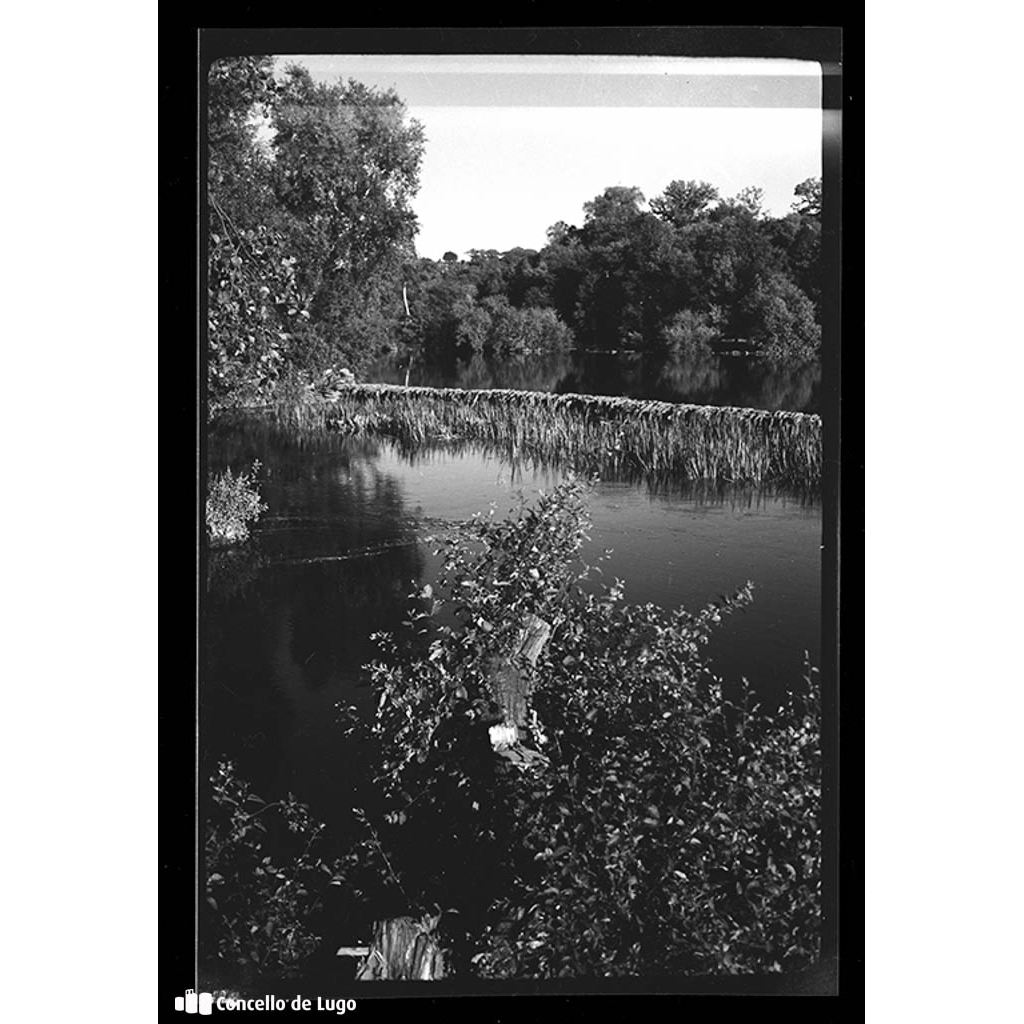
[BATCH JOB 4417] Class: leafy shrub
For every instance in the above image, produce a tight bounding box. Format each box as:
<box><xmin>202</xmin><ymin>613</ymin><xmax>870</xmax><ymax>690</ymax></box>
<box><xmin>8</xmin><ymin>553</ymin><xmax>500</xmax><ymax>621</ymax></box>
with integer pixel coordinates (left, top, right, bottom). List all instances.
<box><xmin>747</xmin><ymin>274</ymin><xmax>821</xmax><ymax>364</ymax></box>
<box><xmin>341</xmin><ymin>478</ymin><xmax>821</xmax><ymax>977</ymax></box>
<box><xmin>207</xmin><ymin>226</ymin><xmax>308</xmax><ymax>411</ymax></box>
<box><xmin>204</xmin><ymin>761</ymin><xmax>339</xmax><ymax>977</ymax></box>
<box><xmin>206</xmin><ymin>461</ymin><xmax>267</xmax><ymax>545</ymax></box>
<box><xmin>445</xmin><ymin>296</ymin><xmax>574</xmax><ymax>358</ymax></box>
<box><xmin>483</xmin><ymin>300</ymin><xmax>575</xmax><ymax>356</ymax></box>
<box><xmin>659</xmin><ymin>307</ymin><xmax>722</xmax><ymax>358</ymax></box>
<box><xmin>477</xmin><ymin>655</ymin><xmax>820</xmax><ymax>977</ymax></box>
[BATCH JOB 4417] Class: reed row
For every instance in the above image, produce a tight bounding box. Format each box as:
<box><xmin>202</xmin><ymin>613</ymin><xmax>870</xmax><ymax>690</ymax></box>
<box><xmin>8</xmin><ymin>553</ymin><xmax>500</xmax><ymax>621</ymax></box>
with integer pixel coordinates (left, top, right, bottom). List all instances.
<box><xmin>252</xmin><ymin>384</ymin><xmax>822</xmax><ymax>488</ymax></box>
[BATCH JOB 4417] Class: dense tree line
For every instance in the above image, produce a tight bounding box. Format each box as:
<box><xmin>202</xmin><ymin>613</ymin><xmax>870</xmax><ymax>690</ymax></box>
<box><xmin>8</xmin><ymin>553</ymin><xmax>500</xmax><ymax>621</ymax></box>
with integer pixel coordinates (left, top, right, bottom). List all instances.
<box><xmin>207</xmin><ymin>57</ymin><xmax>822</xmax><ymax>407</ymax></box>
<box><xmin>408</xmin><ymin>178</ymin><xmax>821</xmax><ymax>368</ymax></box>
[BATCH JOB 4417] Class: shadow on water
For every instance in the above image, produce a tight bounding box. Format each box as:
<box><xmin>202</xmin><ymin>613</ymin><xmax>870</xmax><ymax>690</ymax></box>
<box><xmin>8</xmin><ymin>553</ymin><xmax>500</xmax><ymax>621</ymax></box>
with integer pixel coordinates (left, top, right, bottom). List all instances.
<box><xmin>204</xmin><ymin>423</ymin><xmax>426</xmax><ymax>826</ymax></box>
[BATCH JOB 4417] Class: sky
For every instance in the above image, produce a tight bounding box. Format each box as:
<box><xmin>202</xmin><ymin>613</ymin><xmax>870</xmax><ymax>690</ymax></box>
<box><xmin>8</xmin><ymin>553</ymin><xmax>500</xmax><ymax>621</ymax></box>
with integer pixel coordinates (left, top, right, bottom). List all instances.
<box><xmin>274</xmin><ymin>55</ymin><xmax>823</xmax><ymax>261</ymax></box>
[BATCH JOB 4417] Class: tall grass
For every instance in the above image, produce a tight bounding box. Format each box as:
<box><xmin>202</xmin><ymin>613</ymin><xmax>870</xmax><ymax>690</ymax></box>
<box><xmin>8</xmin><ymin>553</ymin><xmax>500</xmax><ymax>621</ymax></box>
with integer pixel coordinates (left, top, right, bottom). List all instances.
<box><xmin>240</xmin><ymin>384</ymin><xmax>822</xmax><ymax>488</ymax></box>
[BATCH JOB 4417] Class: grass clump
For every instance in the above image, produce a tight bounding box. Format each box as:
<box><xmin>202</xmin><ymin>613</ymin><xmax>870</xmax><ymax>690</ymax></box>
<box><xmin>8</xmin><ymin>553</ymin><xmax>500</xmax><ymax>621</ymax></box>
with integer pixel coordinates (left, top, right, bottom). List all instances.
<box><xmin>313</xmin><ymin>384</ymin><xmax>823</xmax><ymax>488</ymax></box>
<box><xmin>206</xmin><ymin>461</ymin><xmax>267</xmax><ymax>546</ymax></box>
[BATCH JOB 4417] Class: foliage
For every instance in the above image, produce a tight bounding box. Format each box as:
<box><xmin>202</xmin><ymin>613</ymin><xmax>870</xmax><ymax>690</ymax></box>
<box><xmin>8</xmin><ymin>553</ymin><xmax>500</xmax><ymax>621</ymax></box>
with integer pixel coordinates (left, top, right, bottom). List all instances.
<box><xmin>206</xmin><ymin>461</ymin><xmax>268</xmax><ymax>545</ymax></box>
<box><xmin>207</xmin><ymin>57</ymin><xmax>425</xmax><ymax>407</ymax></box>
<box><xmin>660</xmin><ymin>308</ymin><xmax>723</xmax><ymax>359</ymax></box>
<box><xmin>479</xmin><ymin>299</ymin><xmax>574</xmax><ymax>356</ymax></box>
<box><xmin>747</xmin><ymin>274</ymin><xmax>822</xmax><ymax>364</ymax></box>
<box><xmin>338</xmin><ymin>479</ymin><xmax>822</xmax><ymax>977</ymax></box>
<box><xmin>208</xmin><ymin>56</ymin><xmax>277</xmax><ymax>200</ymax></box>
<box><xmin>792</xmin><ymin>177</ymin><xmax>822</xmax><ymax>218</ymax></box>
<box><xmin>207</xmin><ymin>223</ymin><xmax>308</xmax><ymax>408</ymax></box>
<box><xmin>270</xmin><ymin>67</ymin><xmax>425</xmax><ymax>369</ymax></box>
<box><xmin>396</xmin><ymin>177</ymin><xmax>822</xmax><ymax>367</ymax></box>
<box><xmin>334</xmin><ymin>481</ymin><xmax>597</xmax><ymax>948</ymax></box>
<box><xmin>204</xmin><ymin>760</ymin><xmax>340</xmax><ymax>976</ymax></box>
<box><xmin>351</xmin><ymin>481</ymin><xmax>594</xmax><ymax>800</ymax></box>
<box><xmin>399</xmin><ymin>258</ymin><xmax>574</xmax><ymax>362</ymax></box>
<box><xmin>476</xmin><ymin>650</ymin><xmax>820</xmax><ymax>977</ymax></box>
<box><xmin>650</xmin><ymin>179</ymin><xmax>721</xmax><ymax>227</ymax></box>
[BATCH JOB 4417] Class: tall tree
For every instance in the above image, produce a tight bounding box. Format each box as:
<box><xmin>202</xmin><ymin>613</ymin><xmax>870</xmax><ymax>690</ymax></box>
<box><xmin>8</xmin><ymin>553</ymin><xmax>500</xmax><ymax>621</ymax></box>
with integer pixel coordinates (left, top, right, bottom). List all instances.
<box><xmin>271</xmin><ymin>67</ymin><xmax>426</xmax><ymax>366</ymax></box>
<box><xmin>207</xmin><ymin>56</ymin><xmax>305</xmax><ymax>406</ymax></box>
<box><xmin>582</xmin><ymin>185</ymin><xmax>646</xmax><ymax>238</ymax></box>
<box><xmin>792</xmin><ymin>177</ymin><xmax>822</xmax><ymax>218</ymax></box>
<box><xmin>650</xmin><ymin>179</ymin><xmax>720</xmax><ymax>228</ymax></box>
<box><xmin>207</xmin><ymin>59</ymin><xmax>427</xmax><ymax>402</ymax></box>
<box><xmin>207</xmin><ymin>56</ymin><xmax>276</xmax><ymax>201</ymax></box>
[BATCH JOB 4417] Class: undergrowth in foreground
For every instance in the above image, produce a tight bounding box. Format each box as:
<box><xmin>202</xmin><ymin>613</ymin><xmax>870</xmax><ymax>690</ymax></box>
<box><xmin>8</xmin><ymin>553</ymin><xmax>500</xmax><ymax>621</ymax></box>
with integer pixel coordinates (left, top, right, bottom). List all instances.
<box><xmin>204</xmin><ymin>761</ymin><xmax>336</xmax><ymax>976</ymax></box>
<box><xmin>203</xmin><ymin>478</ymin><xmax>821</xmax><ymax>979</ymax></box>
<box><xmin>339</xmin><ymin>476</ymin><xmax>822</xmax><ymax>977</ymax></box>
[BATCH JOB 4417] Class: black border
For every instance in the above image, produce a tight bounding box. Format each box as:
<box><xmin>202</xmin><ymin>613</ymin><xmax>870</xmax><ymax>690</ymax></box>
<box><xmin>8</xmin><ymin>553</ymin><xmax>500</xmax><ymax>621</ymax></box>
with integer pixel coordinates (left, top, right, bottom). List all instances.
<box><xmin>164</xmin><ymin>19</ymin><xmax>863</xmax><ymax>1018</ymax></box>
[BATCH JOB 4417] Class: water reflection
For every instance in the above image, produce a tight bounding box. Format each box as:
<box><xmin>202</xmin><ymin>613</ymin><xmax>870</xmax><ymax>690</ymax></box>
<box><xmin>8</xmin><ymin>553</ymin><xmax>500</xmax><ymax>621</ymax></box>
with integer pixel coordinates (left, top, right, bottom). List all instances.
<box><xmin>207</xmin><ymin>545</ymin><xmax>267</xmax><ymax>601</ymax></box>
<box><xmin>203</xmin><ymin>424</ymin><xmax>426</xmax><ymax>804</ymax></box>
<box><xmin>372</xmin><ymin>351</ymin><xmax>572</xmax><ymax>393</ymax></box>
<box><xmin>366</xmin><ymin>350</ymin><xmax>820</xmax><ymax>413</ymax></box>
<box><xmin>364</xmin><ymin>433</ymin><xmax>820</xmax><ymax>510</ymax></box>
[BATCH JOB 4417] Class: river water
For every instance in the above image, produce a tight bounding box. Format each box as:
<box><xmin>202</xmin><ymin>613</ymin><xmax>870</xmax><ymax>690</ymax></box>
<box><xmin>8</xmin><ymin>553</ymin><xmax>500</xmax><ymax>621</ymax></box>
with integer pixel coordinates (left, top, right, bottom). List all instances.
<box><xmin>203</xmin><ymin>419</ymin><xmax>821</xmax><ymax>841</ymax></box>
<box><xmin>366</xmin><ymin>349</ymin><xmax>821</xmax><ymax>413</ymax></box>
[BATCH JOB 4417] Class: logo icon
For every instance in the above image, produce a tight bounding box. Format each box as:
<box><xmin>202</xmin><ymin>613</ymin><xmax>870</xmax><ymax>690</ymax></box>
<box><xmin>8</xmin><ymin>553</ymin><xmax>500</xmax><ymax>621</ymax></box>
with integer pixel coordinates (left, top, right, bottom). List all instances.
<box><xmin>174</xmin><ymin>989</ymin><xmax>213</xmax><ymax>1015</ymax></box>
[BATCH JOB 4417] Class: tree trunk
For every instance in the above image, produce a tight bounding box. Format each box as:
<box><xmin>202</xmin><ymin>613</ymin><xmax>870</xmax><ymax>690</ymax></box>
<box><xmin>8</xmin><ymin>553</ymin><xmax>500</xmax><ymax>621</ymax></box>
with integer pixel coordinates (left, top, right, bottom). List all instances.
<box><xmin>354</xmin><ymin>915</ymin><xmax>445</xmax><ymax>980</ymax></box>
<box><xmin>487</xmin><ymin>613</ymin><xmax>551</xmax><ymax>768</ymax></box>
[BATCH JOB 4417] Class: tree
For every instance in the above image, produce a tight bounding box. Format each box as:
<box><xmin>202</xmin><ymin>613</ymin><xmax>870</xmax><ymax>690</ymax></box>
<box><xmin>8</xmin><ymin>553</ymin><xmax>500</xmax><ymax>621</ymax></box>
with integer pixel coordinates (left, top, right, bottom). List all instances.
<box><xmin>582</xmin><ymin>185</ymin><xmax>646</xmax><ymax>236</ymax></box>
<box><xmin>206</xmin><ymin>60</ymin><xmax>427</xmax><ymax>401</ymax></box>
<box><xmin>207</xmin><ymin>57</ymin><xmax>306</xmax><ymax>407</ymax></box>
<box><xmin>207</xmin><ymin>56</ymin><xmax>277</xmax><ymax>200</ymax></box>
<box><xmin>734</xmin><ymin>185</ymin><xmax>765</xmax><ymax>217</ymax></box>
<box><xmin>538</xmin><ymin>229</ymin><xmax>587</xmax><ymax>328</ymax></box>
<box><xmin>792</xmin><ymin>177</ymin><xmax>821</xmax><ymax>218</ymax></box>
<box><xmin>650</xmin><ymin>179</ymin><xmax>720</xmax><ymax>228</ymax></box>
<box><xmin>545</xmin><ymin>221</ymin><xmax>574</xmax><ymax>246</ymax></box>
<box><xmin>270</xmin><ymin>66</ymin><xmax>426</xmax><ymax>369</ymax></box>
<box><xmin>481</xmin><ymin>298</ymin><xmax>574</xmax><ymax>356</ymax></box>
<box><xmin>746</xmin><ymin>273</ymin><xmax>821</xmax><ymax>362</ymax></box>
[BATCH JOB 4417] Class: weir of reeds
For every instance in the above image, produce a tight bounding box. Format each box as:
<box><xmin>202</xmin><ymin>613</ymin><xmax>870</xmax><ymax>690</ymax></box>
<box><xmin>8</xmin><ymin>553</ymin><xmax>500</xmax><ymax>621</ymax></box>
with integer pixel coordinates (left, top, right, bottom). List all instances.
<box><xmin>234</xmin><ymin>384</ymin><xmax>822</xmax><ymax>489</ymax></box>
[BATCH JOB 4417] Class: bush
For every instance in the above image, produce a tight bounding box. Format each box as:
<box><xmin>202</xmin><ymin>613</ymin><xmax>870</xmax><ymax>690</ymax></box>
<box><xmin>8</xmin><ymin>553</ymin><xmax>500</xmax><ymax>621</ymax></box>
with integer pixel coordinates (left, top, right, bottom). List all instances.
<box><xmin>660</xmin><ymin>307</ymin><xmax>722</xmax><ymax>358</ymax></box>
<box><xmin>747</xmin><ymin>274</ymin><xmax>821</xmax><ymax>364</ymax></box>
<box><xmin>341</xmin><ymin>478</ymin><xmax>821</xmax><ymax>977</ymax></box>
<box><xmin>206</xmin><ymin>461</ymin><xmax>267</xmax><ymax>545</ymax></box>
<box><xmin>207</xmin><ymin>226</ymin><xmax>306</xmax><ymax>411</ymax></box>
<box><xmin>446</xmin><ymin>296</ymin><xmax>575</xmax><ymax>358</ymax></box>
<box><xmin>204</xmin><ymin>761</ymin><xmax>338</xmax><ymax>977</ymax></box>
<box><xmin>484</xmin><ymin>300</ymin><xmax>574</xmax><ymax>356</ymax></box>
<box><xmin>477</xmin><ymin>653</ymin><xmax>820</xmax><ymax>977</ymax></box>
